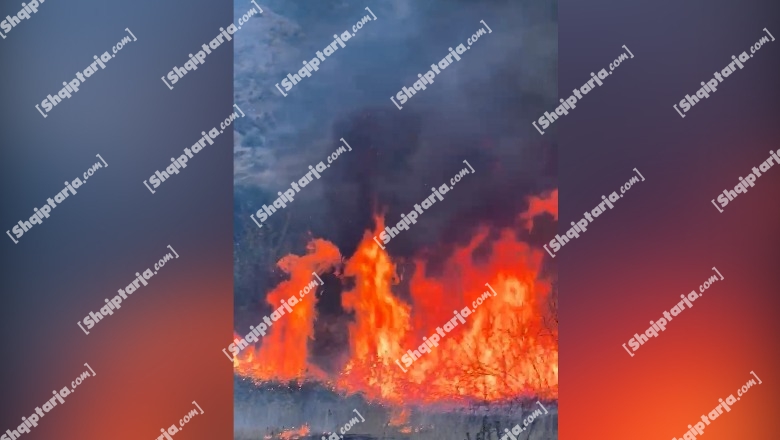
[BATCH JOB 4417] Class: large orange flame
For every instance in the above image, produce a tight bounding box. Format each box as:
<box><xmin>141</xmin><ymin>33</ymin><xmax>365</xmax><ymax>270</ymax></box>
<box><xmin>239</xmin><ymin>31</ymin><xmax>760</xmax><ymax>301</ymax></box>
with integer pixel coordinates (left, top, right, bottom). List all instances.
<box><xmin>235</xmin><ymin>190</ymin><xmax>558</xmax><ymax>405</ymax></box>
<box><xmin>235</xmin><ymin>239</ymin><xmax>341</xmax><ymax>381</ymax></box>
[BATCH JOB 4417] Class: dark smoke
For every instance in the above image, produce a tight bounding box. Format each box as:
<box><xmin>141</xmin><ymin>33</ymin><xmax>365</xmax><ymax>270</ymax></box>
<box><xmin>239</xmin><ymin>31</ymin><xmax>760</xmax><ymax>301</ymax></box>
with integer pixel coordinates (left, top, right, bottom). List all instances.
<box><xmin>233</xmin><ymin>0</ymin><xmax>557</xmax><ymax>336</ymax></box>
<box><xmin>235</xmin><ymin>0</ymin><xmax>556</xmax><ymax>249</ymax></box>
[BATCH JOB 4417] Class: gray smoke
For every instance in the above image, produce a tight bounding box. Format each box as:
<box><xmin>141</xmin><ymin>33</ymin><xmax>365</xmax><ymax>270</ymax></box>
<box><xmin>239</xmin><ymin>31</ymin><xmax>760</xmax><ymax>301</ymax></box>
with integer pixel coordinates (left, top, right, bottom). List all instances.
<box><xmin>235</xmin><ymin>0</ymin><xmax>556</xmax><ymax>258</ymax></box>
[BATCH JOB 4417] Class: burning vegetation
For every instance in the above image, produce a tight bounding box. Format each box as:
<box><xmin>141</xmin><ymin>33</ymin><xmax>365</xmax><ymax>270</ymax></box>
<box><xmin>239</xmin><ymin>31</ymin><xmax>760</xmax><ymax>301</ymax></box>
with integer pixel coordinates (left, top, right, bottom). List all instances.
<box><xmin>234</xmin><ymin>189</ymin><xmax>558</xmax><ymax>407</ymax></box>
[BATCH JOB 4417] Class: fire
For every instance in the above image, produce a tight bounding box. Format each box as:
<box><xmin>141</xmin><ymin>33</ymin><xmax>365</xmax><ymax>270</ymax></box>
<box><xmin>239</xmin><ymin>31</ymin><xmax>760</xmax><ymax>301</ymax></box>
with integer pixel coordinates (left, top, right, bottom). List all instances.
<box><xmin>276</xmin><ymin>425</ymin><xmax>310</xmax><ymax>440</ymax></box>
<box><xmin>389</xmin><ymin>408</ymin><xmax>410</xmax><ymax>426</ymax></box>
<box><xmin>234</xmin><ymin>239</ymin><xmax>341</xmax><ymax>381</ymax></box>
<box><xmin>520</xmin><ymin>189</ymin><xmax>558</xmax><ymax>231</ymax></box>
<box><xmin>235</xmin><ymin>191</ymin><xmax>558</xmax><ymax>405</ymax></box>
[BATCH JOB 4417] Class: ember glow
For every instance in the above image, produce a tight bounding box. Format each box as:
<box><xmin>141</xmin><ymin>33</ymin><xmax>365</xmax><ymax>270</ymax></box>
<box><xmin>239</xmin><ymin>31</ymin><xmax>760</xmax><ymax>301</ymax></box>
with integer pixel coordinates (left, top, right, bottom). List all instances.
<box><xmin>270</xmin><ymin>425</ymin><xmax>310</xmax><ymax>440</ymax></box>
<box><xmin>235</xmin><ymin>190</ymin><xmax>558</xmax><ymax>405</ymax></box>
